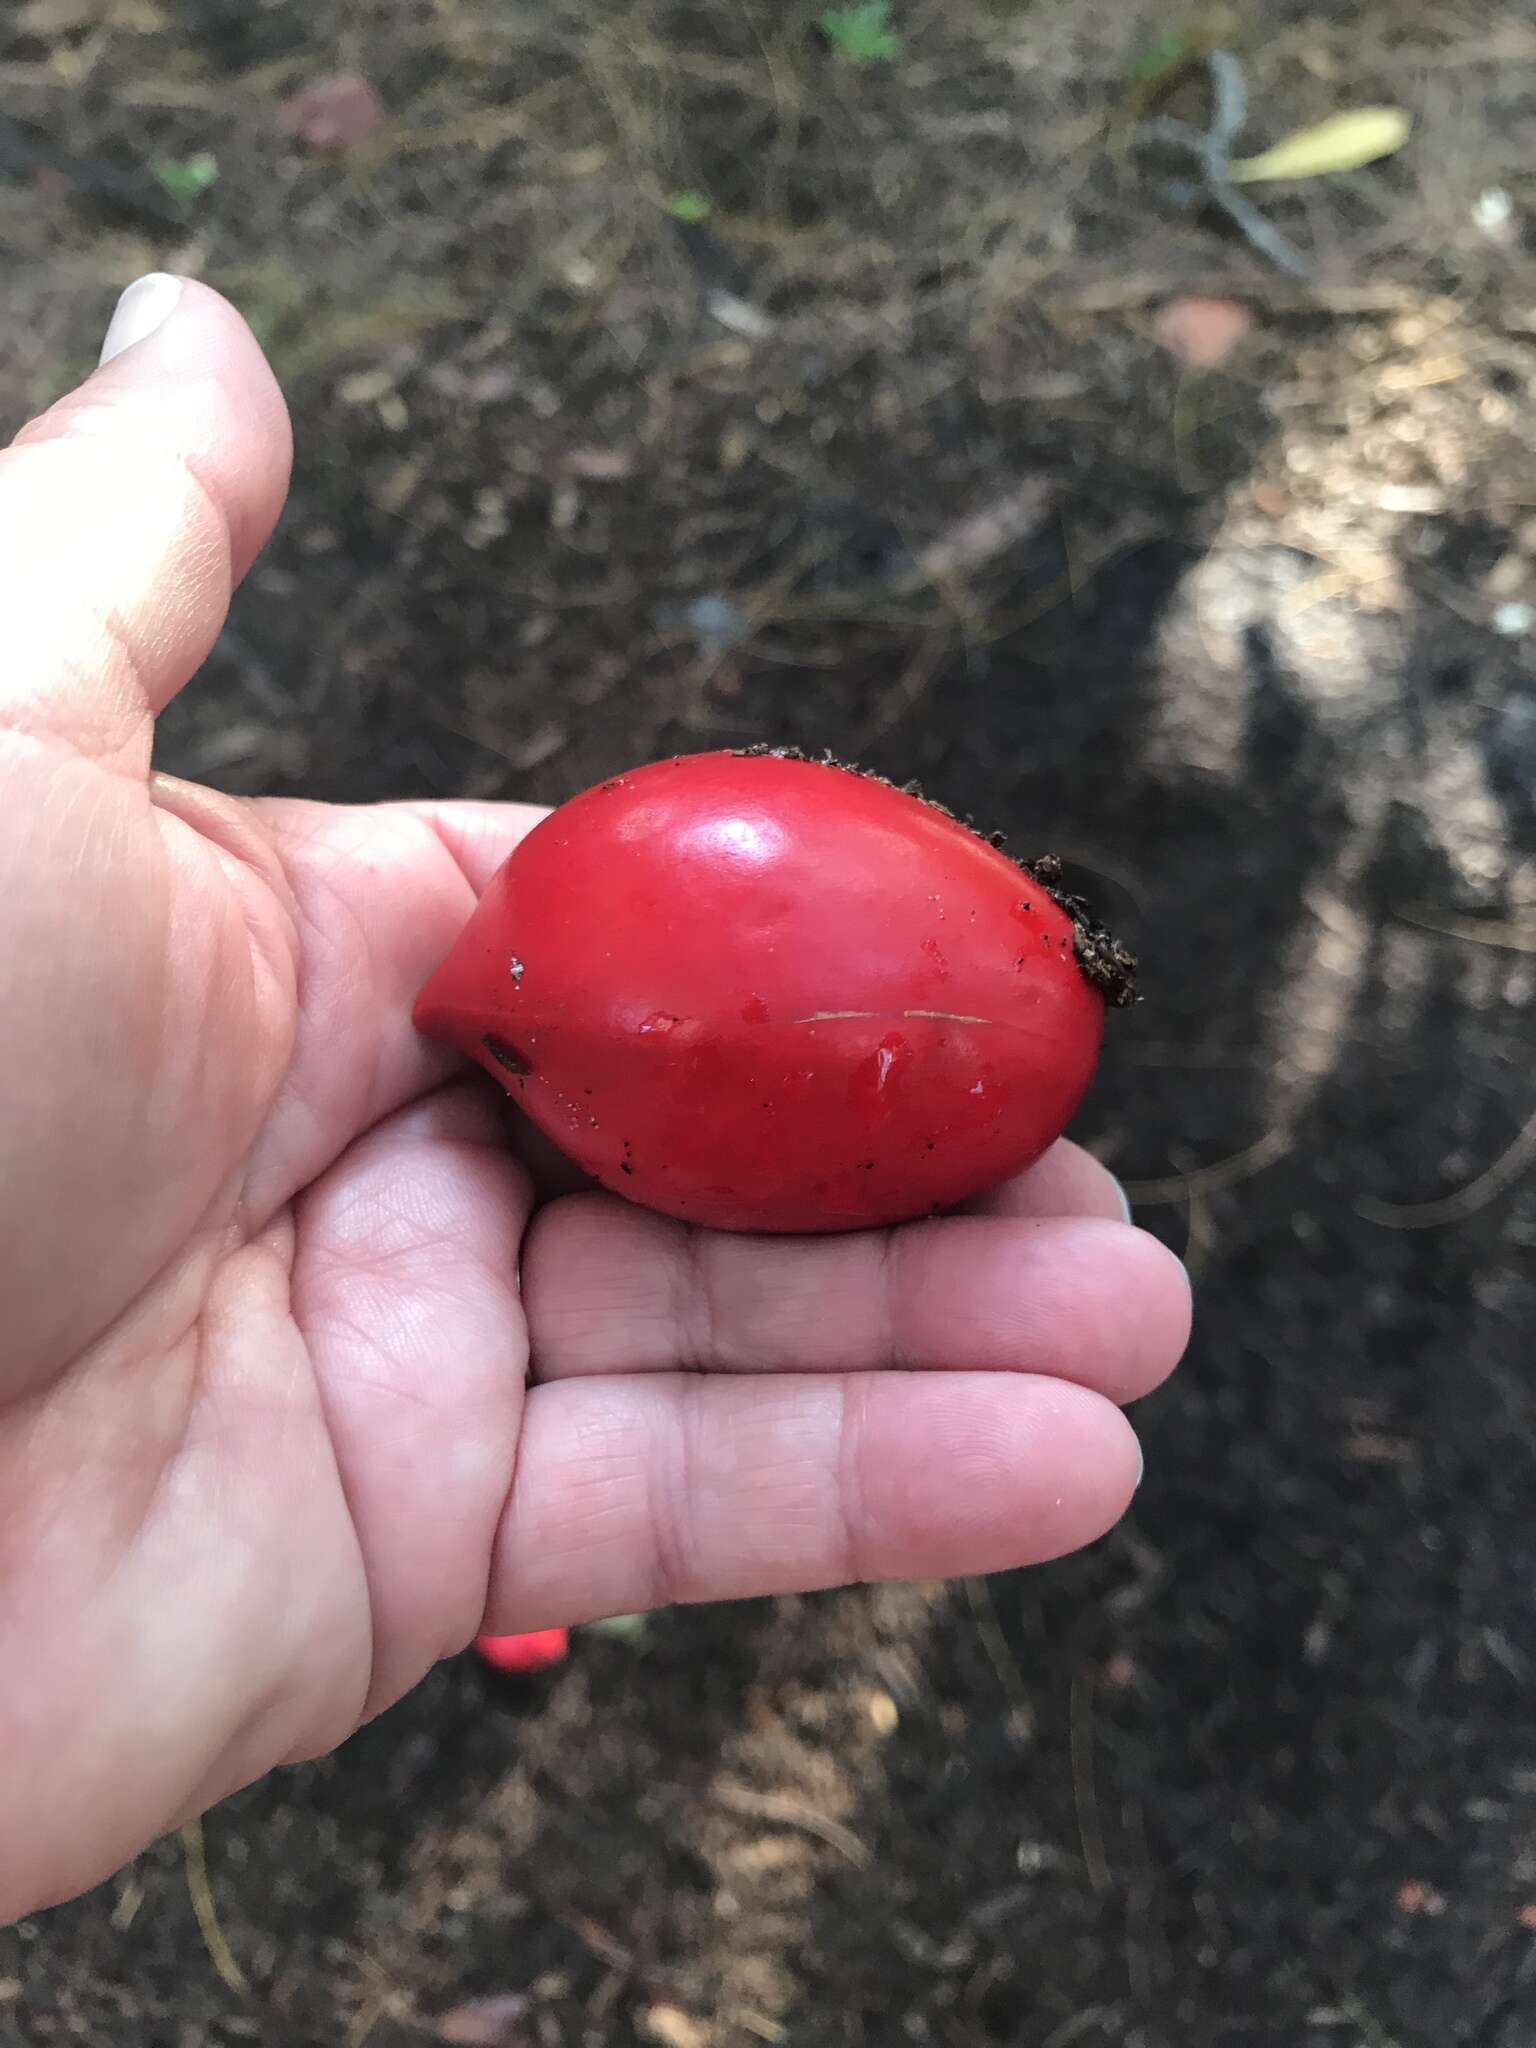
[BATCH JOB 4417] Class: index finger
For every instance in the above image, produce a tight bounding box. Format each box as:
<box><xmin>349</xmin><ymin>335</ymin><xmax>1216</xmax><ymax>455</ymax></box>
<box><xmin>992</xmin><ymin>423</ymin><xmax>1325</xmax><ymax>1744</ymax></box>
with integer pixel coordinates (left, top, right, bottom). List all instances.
<box><xmin>399</xmin><ymin>796</ymin><xmax>550</xmax><ymax>890</ymax></box>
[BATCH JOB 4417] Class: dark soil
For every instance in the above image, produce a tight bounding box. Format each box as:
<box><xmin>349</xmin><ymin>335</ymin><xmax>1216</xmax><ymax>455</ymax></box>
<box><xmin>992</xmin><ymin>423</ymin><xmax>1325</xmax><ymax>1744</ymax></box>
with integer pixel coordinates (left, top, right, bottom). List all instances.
<box><xmin>3</xmin><ymin>3</ymin><xmax>1535</xmax><ymax>2044</ymax></box>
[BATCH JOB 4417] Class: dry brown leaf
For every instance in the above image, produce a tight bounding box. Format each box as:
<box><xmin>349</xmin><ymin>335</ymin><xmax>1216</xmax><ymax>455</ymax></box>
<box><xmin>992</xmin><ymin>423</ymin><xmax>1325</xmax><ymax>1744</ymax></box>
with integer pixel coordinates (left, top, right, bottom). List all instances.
<box><xmin>1153</xmin><ymin>296</ymin><xmax>1254</xmax><ymax>370</ymax></box>
<box><xmin>1395</xmin><ymin>1881</ymin><xmax>1448</xmax><ymax>1918</ymax></box>
<box><xmin>277</xmin><ymin>72</ymin><xmax>384</xmax><ymax>152</ymax></box>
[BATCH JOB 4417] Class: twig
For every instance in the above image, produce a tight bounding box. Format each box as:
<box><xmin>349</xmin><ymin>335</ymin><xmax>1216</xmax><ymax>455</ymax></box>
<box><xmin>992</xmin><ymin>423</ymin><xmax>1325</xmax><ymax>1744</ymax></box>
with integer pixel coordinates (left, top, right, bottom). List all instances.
<box><xmin>712</xmin><ymin>1783</ymin><xmax>870</xmax><ymax>1867</ymax></box>
<box><xmin>910</xmin><ymin>479</ymin><xmax>1055</xmax><ymax>588</ymax></box>
<box><xmin>1174</xmin><ymin>1150</ymin><xmax>1218</xmax><ymax>1282</ymax></box>
<box><xmin>729</xmin><ymin>2010</ymin><xmax>788</xmax><ymax>2043</ymax></box>
<box><xmin>345</xmin><ymin>1992</ymin><xmax>387</xmax><ymax>2048</ymax></box>
<box><xmin>963</xmin><ymin>1574</ymin><xmax>1033</xmax><ymax>1737</ymax></box>
<box><xmin>180</xmin><ymin>1819</ymin><xmax>249</xmax><ymax>1997</ymax></box>
<box><xmin>559</xmin><ymin>1910</ymin><xmax>635</xmax><ymax>1973</ymax></box>
<box><xmin>1121</xmin><ymin>1128</ymin><xmax>1288</xmax><ymax>1206</ymax></box>
<box><xmin>1357</xmin><ymin>1104</ymin><xmax>1536</xmax><ymax>1231</ymax></box>
<box><xmin>1069</xmin><ymin>1672</ymin><xmax>1111</xmax><ymax>1896</ymax></box>
<box><xmin>110</xmin><ymin>1869</ymin><xmax>143</xmax><ymax>1932</ymax></box>
<box><xmin>1395</xmin><ymin>906</ymin><xmax>1536</xmax><ymax>953</ymax></box>
<box><xmin>849</xmin><ymin>628</ymin><xmax>949</xmax><ymax>751</ymax></box>
<box><xmin>1131</xmin><ymin>52</ymin><xmax>1313</xmax><ymax>279</ymax></box>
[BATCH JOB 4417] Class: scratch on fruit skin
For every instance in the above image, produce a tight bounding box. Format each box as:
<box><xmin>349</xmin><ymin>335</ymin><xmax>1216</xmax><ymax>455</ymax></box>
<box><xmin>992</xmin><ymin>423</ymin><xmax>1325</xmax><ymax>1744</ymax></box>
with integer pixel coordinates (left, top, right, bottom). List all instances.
<box><xmin>795</xmin><ymin>1009</ymin><xmax>995</xmax><ymax>1025</ymax></box>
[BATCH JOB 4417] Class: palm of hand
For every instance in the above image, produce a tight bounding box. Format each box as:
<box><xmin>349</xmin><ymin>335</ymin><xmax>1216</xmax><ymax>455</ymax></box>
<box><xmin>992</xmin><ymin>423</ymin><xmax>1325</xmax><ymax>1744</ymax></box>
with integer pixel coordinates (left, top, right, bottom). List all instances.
<box><xmin>0</xmin><ymin>280</ymin><xmax>1187</xmax><ymax>1922</ymax></box>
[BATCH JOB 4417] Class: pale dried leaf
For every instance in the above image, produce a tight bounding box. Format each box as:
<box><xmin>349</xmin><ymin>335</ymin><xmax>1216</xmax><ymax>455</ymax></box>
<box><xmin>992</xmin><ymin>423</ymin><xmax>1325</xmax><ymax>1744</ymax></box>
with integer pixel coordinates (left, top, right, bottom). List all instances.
<box><xmin>561</xmin><ymin>446</ymin><xmax>636</xmax><ymax>481</ymax></box>
<box><xmin>18</xmin><ymin>0</ymin><xmax>108</xmax><ymax>34</ymax></box>
<box><xmin>1229</xmin><ymin>106</ymin><xmax>1410</xmax><ymax>184</ymax></box>
<box><xmin>641</xmin><ymin>2005</ymin><xmax>711</xmax><ymax>2048</ymax></box>
<box><xmin>705</xmin><ymin>289</ymin><xmax>777</xmax><ymax>340</ymax></box>
<box><xmin>431</xmin><ymin>1992</ymin><xmax>531</xmax><ymax>2046</ymax></box>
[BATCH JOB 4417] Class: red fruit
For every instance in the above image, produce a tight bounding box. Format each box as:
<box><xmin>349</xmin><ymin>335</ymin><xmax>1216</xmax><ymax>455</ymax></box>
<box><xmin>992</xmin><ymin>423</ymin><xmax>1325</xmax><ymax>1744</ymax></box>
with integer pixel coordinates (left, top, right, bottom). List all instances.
<box><xmin>475</xmin><ymin>1629</ymin><xmax>570</xmax><ymax>1674</ymax></box>
<box><xmin>414</xmin><ymin>751</ymin><xmax>1134</xmax><ymax>1233</ymax></box>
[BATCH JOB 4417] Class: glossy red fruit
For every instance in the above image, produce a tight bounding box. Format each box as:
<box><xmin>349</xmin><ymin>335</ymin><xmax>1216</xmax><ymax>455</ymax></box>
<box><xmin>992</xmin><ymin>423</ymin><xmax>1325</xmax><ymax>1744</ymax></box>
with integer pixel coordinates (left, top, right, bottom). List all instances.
<box><xmin>474</xmin><ymin>1628</ymin><xmax>570</xmax><ymax>1675</ymax></box>
<box><xmin>414</xmin><ymin>751</ymin><xmax>1134</xmax><ymax>1233</ymax></box>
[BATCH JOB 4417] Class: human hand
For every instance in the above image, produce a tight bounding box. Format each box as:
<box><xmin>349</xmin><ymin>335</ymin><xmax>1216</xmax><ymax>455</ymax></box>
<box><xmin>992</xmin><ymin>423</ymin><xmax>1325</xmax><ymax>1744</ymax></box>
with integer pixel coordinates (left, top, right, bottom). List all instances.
<box><xmin>0</xmin><ymin>277</ymin><xmax>1190</xmax><ymax>1922</ymax></box>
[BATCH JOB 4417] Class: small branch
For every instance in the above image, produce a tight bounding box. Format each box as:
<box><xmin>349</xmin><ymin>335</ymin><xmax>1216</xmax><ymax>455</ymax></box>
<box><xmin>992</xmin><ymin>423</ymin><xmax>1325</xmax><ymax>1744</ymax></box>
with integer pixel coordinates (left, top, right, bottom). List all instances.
<box><xmin>1207</xmin><ymin>179</ymin><xmax>1314</xmax><ymax>280</ymax></box>
<box><xmin>1357</xmin><ymin>1104</ymin><xmax>1536</xmax><ymax>1231</ymax></box>
<box><xmin>712</xmin><ymin>1782</ymin><xmax>871</xmax><ymax>1867</ymax></box>
<box><xmin>180</xmin><ymin>1819</ymin><xmax>249</xmax><ymax>1997</ymax></box>
<box><xmin>1122</xmin><ymin>1128</ymin><xmax>1289</xmax><ymax>1206</ymax></box>
<box><xmin>1131</xmin><ymin>51</ymin><xmax>1313</xmax><ymax>279</ymax></box>
<box><xmin>1070</xmin><ymin>1671</ymin><xmax>1112</xmax><ymax>1895</ymax></box>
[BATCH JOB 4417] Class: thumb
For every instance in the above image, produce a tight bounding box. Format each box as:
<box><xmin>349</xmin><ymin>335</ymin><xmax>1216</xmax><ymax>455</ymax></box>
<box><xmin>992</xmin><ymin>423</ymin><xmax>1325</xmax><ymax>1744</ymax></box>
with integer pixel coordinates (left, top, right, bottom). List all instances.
<box><xmin>0</xmin><ymin>278</ymin><xmax>295</xmax><ymax>1391</ymax></box>
<box><xmin>2</xmin><ymin>273</ymin><xmax>291</xmax><ymax>772</ymax></box>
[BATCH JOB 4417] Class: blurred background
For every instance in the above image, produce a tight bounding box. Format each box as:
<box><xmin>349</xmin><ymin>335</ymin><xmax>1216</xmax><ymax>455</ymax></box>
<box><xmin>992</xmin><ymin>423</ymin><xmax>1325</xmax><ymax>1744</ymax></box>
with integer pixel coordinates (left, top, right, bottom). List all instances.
<box><xmin>2</xmin><ymin>3</ymin><xmax>1535</xmax><ymax>2044</ymax></box>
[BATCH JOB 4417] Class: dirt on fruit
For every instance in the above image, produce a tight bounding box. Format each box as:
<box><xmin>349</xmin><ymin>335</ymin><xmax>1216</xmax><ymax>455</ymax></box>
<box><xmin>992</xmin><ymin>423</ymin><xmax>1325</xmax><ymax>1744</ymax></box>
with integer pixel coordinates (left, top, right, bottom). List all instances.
<box><xmin>1020</xmin><ymin>856</ymin><xmax>1140</xmax><ymax>1007</ymax></box>
<box><xmin>3</xmin><ymin>2</ymin><xmax>1536</xmax><ymax>2045</ymax></box>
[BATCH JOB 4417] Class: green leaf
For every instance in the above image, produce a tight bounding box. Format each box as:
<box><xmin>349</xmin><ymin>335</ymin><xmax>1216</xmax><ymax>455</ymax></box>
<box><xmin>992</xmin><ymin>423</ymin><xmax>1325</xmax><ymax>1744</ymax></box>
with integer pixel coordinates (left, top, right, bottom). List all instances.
<box><xmin>667</xmin><ymin>188</ymin><xmax>712</xmax><ymax>223</ymax></box>
<box><xmin>1229</xmin><ymin>107</ymin><xmax>1411</xmax><ymax>184</ymax></box>
<box><xmin>148</xmin><ymin>151</ymin><xmax>220</xmax><ymax>204</ymax></box>
<box><xmin>818</xmin><ymin>1</ymin><xmax>903</xmax><ymax>67</ymax></box>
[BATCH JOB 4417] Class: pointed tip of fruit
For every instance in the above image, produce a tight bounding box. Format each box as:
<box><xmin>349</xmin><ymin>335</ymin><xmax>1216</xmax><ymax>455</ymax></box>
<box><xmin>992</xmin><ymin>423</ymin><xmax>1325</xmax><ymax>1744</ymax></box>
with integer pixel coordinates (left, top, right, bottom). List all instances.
<box><xmin>411</xmin><ymin>964</ymin><xmax>456</xmax><ymax>1044</ymax></box>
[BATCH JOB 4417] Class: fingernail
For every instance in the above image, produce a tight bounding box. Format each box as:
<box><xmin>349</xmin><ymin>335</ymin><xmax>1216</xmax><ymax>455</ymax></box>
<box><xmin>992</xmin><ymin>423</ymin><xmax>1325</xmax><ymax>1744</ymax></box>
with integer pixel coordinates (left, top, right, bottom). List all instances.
<box><xmin>99</xmin><ymin>273</ymin><xmax>184</xmax><ymax>366</ymax></box>
<box><xmin>1134</xmin><ymin>1441</ymin><xmax>1145</xmax><ymax>1490</ymax></box>
<box><xmin>1109</xmin><ymin>1173</ymin><xmax>1134</xmax><ymax>1224</ymax></box>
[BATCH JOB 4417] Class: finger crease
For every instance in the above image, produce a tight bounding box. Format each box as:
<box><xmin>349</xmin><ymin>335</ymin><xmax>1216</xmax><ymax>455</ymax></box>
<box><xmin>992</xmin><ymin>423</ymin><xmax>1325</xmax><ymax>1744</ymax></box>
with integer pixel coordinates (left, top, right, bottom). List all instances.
<box><xmin>876</xmin><ymin>1228</ymin><xmax>910</xmax><ymax>1372</ymax></box>
<box><xmin>834</xmin><ymin>1376</ymin><xmax>869</xmax><ymax>1586</ymax></box>
<box><xmin>680</xmin><ymin>1226</ymin><xmax>718</xmax><ymax>1374</ymax></box>
<box><xmin>647</xmin><ymin>1377</ymin><xmax>698</xmax><ymax>1608</ymax></box>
